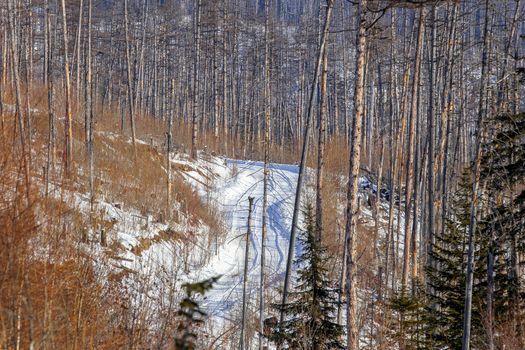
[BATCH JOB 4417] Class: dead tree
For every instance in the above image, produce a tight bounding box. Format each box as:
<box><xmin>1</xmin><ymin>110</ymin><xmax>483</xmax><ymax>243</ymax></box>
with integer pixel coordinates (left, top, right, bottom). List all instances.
<box><xmin>279</xmin><ymin>0</ymin><xmax>334</xmax><ymax>329</ymax></box>
<box><xmin>462</xmin><ymin>0</ymin><xmax>490</xmax><ymax>349</ymax></box>
<box><xmin>259</xmin><ymin>0</ymin><xmax>271</xmax><ymax>348</ymax></box>
<box><xmin>241</xmin><ymin>197</ymin><xmax>254</xmax><ymax>350</ymax></box>
<box><xmin>401</xmin><ymin>7</ymin><xmax>425</xmax><ymax>293</ymax></box>
<box><xmin>124</xmin><ymin>0</ymin><xmax>137</xmax><ymax>153</ymax></box>
<box><xmin>86</xmin><ymin>0</ymin><xmax>94</xmax><ymax>210</ymax></box>
<box><xmin>7</xmin><ymin>0</ymin><xmax>31</xmax><ymax>201</ymax></box>
<box><xmin>60</xmin><ymin>0</ymin><xmax>73</xmax><ymax>174</ymax></box>
<box><xmin>44</xmin><ymin>0</ymin><xmax>55</xmax><ymax>197</ymax></box>
<box><xmin>343</xmin><ymin>0</ymin><xmax>367</xmax><ymax>348</ymax></box>
<box><xmin>315</xmin><ymin>23</ymin><xmax>328</xmax><ymax>243</ymax></box>
<box><xmin>191</xmin><ymin>0</ymin><xmax>202</xmax><ymax>159</ymax></box>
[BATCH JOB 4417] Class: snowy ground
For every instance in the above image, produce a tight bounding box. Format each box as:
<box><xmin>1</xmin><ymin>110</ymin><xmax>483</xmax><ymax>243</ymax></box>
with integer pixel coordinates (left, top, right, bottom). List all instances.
<box><xmin>35</xmin><ymin>128</ymin><xmax>402</xmax><ymax>348</ymax></box>
<box><xmin>177</xmin><ymin>157</ymin><xmax>300</xmax><ymax>324</ymax></box>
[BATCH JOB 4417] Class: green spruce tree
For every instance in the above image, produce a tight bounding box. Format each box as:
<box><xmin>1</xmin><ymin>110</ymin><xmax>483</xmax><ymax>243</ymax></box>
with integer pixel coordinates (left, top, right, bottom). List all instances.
<box><xmin>423</xmin><ymin>170</ymin><xmax>493</xmax><ymax>349</ymax></box>
<box><xmin>424</xmin><ymin>173</ymin><xmax>488</xmax><ymax>349</ymax></box>
<box><xmin>175</xmin><ymin>276</ymin><xmax>219</xmax><ymax>350</ymax></box>
<box><xmin>270</xmin><ymin>204</ymin><xmax>344</xmax><ymax>349</ymax></box>
<box><xmin>479</xmin><ymin>112</ymin><xmax>525</xmax><ymax>346</ymax></box>
<box><xmin>388</xmin><ymin>286</ymin><xmax>430</xmax><ymax>350</ymax></box>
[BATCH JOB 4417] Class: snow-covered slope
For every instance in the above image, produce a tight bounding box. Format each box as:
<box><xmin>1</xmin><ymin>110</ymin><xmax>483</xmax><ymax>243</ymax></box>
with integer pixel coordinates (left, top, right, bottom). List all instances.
<box><xmin>174</xmin><ymin>157</ymin><xmax>299</xmax><ymax>323</ymax></box>
<box><xmin>76</xmin><ymin>146</ymin><xmax>396</xmax><ymax>347</ymax></box>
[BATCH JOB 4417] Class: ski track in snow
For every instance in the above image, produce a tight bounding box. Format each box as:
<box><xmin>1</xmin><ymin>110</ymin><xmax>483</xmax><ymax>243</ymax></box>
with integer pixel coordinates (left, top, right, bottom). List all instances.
<box><xmin>186</xmin><ymin>159</ymin><xmax>299</xmax><ymax>322</ymax></box>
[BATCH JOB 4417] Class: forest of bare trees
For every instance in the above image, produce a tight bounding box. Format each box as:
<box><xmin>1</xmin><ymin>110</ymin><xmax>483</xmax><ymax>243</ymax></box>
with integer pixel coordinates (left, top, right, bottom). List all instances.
<box><xmin>0</xmin><ymin>0</ymin><xmax>524</xmax><ymax>348</ymax></box>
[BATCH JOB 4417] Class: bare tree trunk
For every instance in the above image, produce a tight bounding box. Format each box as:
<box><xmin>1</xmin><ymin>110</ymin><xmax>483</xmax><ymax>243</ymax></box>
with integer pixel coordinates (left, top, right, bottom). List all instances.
<box><xmin>344</xmin><ymin>1</ymin><xmax>367</xmax><ymax>348</ymax></box>
<box><xmin>337</xmin><ymin>225</ymin><xmax>347</xmax><ymax>325</ymax></box>
<box><xmin>241</xmin><ymin>197</ymin><xmax>254</xmax><ymax>350</ymax></box>
<box><xmin>60</xmin><ymin>0</ymin><xmax>73</xmax><ymax>174</ymax></box>
<box><xmin>0</xmin><ymin>27</ymin><xmax>4</xmax><ymax>139</ymax></box>
<box><xmin>280</xmin><ymin>0</ymin><xmax>333</xmax><ymax>328</ymax></box>
<box><xmin>259</xmin><ymin>0</ymin><xmax>271</xmax><ymax>348</ymax></box>
<box><xmin>191</xmin><ymin>0</ymin><xmax>202</xmax><ymax>159</ymax></box>
<box><xmin>372</xmin><ymin>63</ymin><xmax>386</xmax><ymax>342</ymax></box>
<box><xmin>24</xmin><ymin>0</ymin><xmax>33</xmax><ymax>168</ymax></box>
<box><xmin>496</xmin><ymin>0</ymin><xmax>521</xmax><ymax>111</ymax></box>
<box><xmin>426</xmin><ymin>5</ymin><xmax>436</xmax><ymax>275</ymax></box>
<box><xmin>462</xmin><ymin>1</ymin><xmax>490</xmax><ymax>348</ymax></box>
<box><xmin>486</xmin><ymin>245</ymin><xmax>495</xmax><ymax>350</ymax></box>
<box><xmin>222</xmin><ymin>5</ymin><xmax>228</xmax><ymax>154</ymax></box>
<box><xmin>401</xmin><ymin>7</ymin><xmax>425</xmax><ymax>293</ymax></box>
<box><xmin>124</xmin><ymin>0</ymin><xmax>137</xmax><ymax>153</ymax></box>
<box><xmin>372</xmin><ymin>65</ymin><xmax>388</xmax><ymax>349</ymax></box>
<box><xmin>75</xmin><ymin>0</ymin><xmax>83</xmax><ymax>102</ymax></box>
<box><xmin>136</xmin><ymin>0</ymin><xmax>148</xmax><ymax>117</ymax></box>
<box><xmin>166</xmin><ymin>80</ymin><xmax>174</xmax><ymax>219</ymax></box>
<box><xmin>86</xmin><ymin>0</ymin><xmax>94</xmax><ymax>210</ymax></box>
<box><xmin>373</xmin><ymin>63</ymin><xmax>385</xmax><ymax>263</ymax></box>
<box><xmin>385</xmin><ymin>8</ymin><xmax>398</xmax><ymax>292</ymax></box>
<box><xmin>393</xmin><ymin>48</ymin><xmax>412</xmax><ymax>292</ymax></box>
<box><xmin>45</xmin><ymin>0</ymin><xmax>55</xmax><ymax>197</ymax></box>
<box><xmin>7</xmin><ymin>0</ymin><xmax>30</xmax><ymax>202</ymax></box>
<box><xmin>315</xmin><ymin>30</ymin><xmax>328</xmax><ymax>242</ymax></box>
<box><xmin>436</xmin><ymin>3</ymin><xmax>458</xmax><ymax>241</ymax></box>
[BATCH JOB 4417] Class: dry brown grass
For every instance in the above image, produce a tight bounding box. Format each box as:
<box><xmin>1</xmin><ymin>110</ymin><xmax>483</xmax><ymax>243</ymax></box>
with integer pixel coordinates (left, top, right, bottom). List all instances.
<box><xmin>8</xmin><ymin>82</ymin><xmax>221</xmax><ymax>234</ymax></box>
<box><xmin>0</xmin><ymin>94</ymin><xmax>224</xmax><ymax>348</ymax></box>
<box><xmin>1</xmin><ymin>80</ymin><xmax>389</xmax><ymax>348</ymax></box>
<box><xmin>0</xmin><ymin>129</ymin><xmax>127</xmax><ymax>349</ymax></box>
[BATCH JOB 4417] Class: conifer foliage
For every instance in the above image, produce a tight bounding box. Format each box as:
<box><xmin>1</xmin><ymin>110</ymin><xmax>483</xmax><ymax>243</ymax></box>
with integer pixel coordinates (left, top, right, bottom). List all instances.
<box><xmin>175</xmin><ymin>277</ymin><xmax>219</xmax><ymax>350</ymax></box>
<box><xmin>388</xmin><ymin>288</ymin><xmax>429</xmax><ymax>350</ymax></box>
<box><xmin>423</xmin><ymin>112</ymin><xmax>525</xmax><ymax>348</ymax></box>
<box><xmin>270</xmin><ymin>205</ymin><xmax>344</xmax><ymax>349</ymax></box>
<box><xmin>479</xmin><ymin>112</ymin><xmax>525</xmax><ymax>345</ymax></box>
<box><xmin>425</xmin><ymin>175</ymin><xmax>488</xmax><ymax>349</ymax></box>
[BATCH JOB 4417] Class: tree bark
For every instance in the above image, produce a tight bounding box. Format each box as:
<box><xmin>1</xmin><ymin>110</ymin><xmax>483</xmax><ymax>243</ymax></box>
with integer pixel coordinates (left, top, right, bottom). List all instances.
<box><xmin>75</xmin><ymin>0</ymin><xmax>83</xmax><ymax>102</ymax></box>
<box><xmin>124</xmin><ymin>0</ymin><xmax>137</xmax><ymax>153</ymax></box>
<box><xmin>344</xmin><ymin>1</ymin><xmax>367</xmax><ymax>348</ymax></box>
<box><xmin>401</xmin><ymin>7</ymin><xmax>425</xmax><ymax>293</ymax></box>
<box><xmin>86</xmin><ymin>0</ymin><xmax>94</xmax><ymax>210</ymax></box>
<box><xmin>259</xmin><ymin>0</ymin><xmax>271</xmax><ymax>348</ymax></box>
<box><xmin>60</xmin><ymin>0</ymin><xmax>73</xmax><ymax>174</ymax></box>
<box><xmin>462</xmin><ymin>1</ymin><xmax>490</xmax><ymax>349</ymax></box>
<box><xmin>315</xmin><ymin>28</ymin><xmax>328</xmax><ymax>242</ymax></box>
<box><xmin>240</xmin><ymin>197</ymin><xmax>254</xmax><ymax>350</ymax></box>
<box><xmin>426</xmin><ymin>5</ymin><xmax>436</xmax><ymax>276</ymax></box>
<box><xmin>280</xmin><ymin>0</ymin><xmax>333</xmax><ymax>328</ymax></box>
<box><xmin>191</xmin><ymin>0</ymin><xmax>202</xmax><ymax>159</ymax></box>
<box><xmin>7</xmin><ymin>0</ymin><xmax>31</xmax><ymax>201</ymax></box>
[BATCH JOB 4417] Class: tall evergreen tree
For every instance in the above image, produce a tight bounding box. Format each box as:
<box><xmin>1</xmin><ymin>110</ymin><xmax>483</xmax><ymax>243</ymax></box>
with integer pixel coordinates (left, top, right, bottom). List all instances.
<box><xmin>388</xmin><ymin>286</ymin><xmax>429</xmax><ymax>350</ymax></box>
<box><xmin>270</xmin><ymin>205</ymin><xmax>344</xmax><ymax>349</ymax></box>
<box><xmin>479</xmin><ymin>112</ymin><xmax>525</xmax><ymax>346</ymax></box>
<box><xmin>422</xmin><ymin>112</ymin><xmax>524</xmax><ymax>349</ymax></box>
<box><xmin>425</xmin><ymin>173</ymin><xmax>488</xmax><ymax>349</ymax></box>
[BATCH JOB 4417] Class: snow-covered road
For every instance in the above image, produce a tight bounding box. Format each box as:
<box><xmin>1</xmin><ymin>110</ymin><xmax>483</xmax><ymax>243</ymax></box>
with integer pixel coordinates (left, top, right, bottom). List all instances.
<box><xmin>184</xmin><ymin>158</ymin><xmax>299</xmax><ymax>322</ymax></box>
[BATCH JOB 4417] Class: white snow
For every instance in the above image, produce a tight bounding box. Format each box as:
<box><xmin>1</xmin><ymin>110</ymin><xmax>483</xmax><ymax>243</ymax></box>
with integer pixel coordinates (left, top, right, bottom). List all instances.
<box><xmin>42</xmin><ymin>134</ymin><xmax>404</xmax><ymax>345</ymax></box>
<box><xmin>178</xmin><ymin>158</ymin><xmax>300</xmax><ymax>325</ymax></box>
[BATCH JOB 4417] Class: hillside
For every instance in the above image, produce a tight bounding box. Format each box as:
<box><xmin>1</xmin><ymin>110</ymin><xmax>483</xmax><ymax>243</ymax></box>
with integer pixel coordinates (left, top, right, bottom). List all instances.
<box><xmin>1</xmin><ymin>0</ymin><xmax>524</xmax><ymax>349</ymax></box>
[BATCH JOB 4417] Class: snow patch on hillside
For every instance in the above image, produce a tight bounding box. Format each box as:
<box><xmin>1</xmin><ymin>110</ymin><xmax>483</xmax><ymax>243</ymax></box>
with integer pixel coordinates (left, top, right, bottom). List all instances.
<box><xmin>172</xmin><ymin>155</ymin><xmax>300</xmax><ymax>325</ymax></box>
